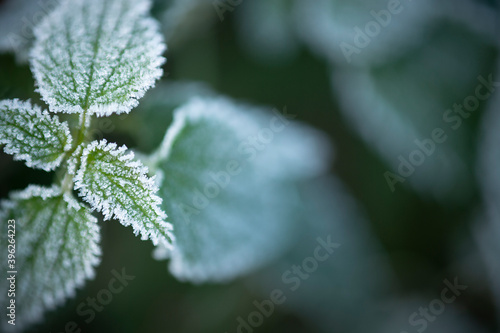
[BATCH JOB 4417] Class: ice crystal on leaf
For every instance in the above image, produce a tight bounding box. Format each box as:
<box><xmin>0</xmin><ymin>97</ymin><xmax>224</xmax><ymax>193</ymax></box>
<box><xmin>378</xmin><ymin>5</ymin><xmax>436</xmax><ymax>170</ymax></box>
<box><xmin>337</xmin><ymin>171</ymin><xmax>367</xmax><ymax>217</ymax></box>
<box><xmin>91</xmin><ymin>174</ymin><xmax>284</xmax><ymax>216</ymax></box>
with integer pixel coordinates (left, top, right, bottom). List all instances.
<box><xmin>0</xmin><ymin>0</ymin><xmax>170</xmax><ymax>330</ymax></box>
<box><xmin>0</xmin><ymin>185</ymin><xmax>100</xmax><ymax>331</ymax></box>
<box><xmin>0</xmin><ymin>99</ymin><xmax>72</xmax><ymax>171</ymax></box>
<box><xmin>30</xmin><ymin>0</ymin><xmax>166</xmax><ymax>116</ymax></box>
<box><xmin>74</xmin><ymin>140</ymin><xmax>174</xmax><ymax>247</ymax></box>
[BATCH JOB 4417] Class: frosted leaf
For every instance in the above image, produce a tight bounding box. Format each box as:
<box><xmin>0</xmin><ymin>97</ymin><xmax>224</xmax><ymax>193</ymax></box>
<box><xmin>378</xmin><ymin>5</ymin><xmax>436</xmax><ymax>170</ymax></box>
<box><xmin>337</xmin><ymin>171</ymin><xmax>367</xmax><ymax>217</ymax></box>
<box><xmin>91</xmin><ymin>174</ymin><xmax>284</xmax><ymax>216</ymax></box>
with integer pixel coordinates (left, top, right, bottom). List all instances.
<box><xmin>30</xmin><ymin>0</ymin><xmax>166</xmax><ymax>116</ymax></box>
<box><xmin>0</xmin><ymin>99</ymin><xmax>72</xmax><ymax>171</ymax></box>
<box><xmin>0</xmin><ymin>185</ymin><xmax>101</xmax><ymax>332</ymax></box>
<box><xmin>150</xmin><ymin>97</ymin><xmax>331</xmax><ymax>283</ymax></box>
<box><xmin>331</xmin><ymin>22</ymin><xmax>497</xmax><ymax>202</ymax></box>
<box><xmin>293</xmin><ymin>0</ymin><xmax>436</xmax><ymax>66</ymax></box>
<box><xmin>74</xmin><ymin>139</ymin><xmax>173</xmax><ymax>247</ymax></box>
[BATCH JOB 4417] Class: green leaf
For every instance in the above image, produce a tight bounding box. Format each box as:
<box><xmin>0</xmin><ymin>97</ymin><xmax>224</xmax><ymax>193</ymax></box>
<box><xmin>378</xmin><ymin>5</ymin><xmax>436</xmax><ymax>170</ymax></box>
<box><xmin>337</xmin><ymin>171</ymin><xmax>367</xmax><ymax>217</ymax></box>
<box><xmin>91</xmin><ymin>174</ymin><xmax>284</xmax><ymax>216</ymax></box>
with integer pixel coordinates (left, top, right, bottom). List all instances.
<box><xmin>74</xmin><ymin>140</ymin><xmax>173</xmax><ymax>247</ymax></box>
<box><xmin>332</xmin><ymin>22</ymin><xmax>497</xmax><ymax>201</ymax></box>
<box><xmin>0</xmin><ymin>185</ymin><xmax>101</xmax><ymax>331</ymax></box>
<box><xmin>0</xmin><ymin>99</ymin><xmax>72</xmax><ymax>171</ymax></box>
<box><xmin>295</xmin><ymin>0</ymin><xmax>498</xmax><ymax>66</ymax></box>
<box><xmin>294</xmin><ymin>0</ymin><xmax>436</xmax><ymax>66</ymax></box>
<box><xmin>150</xmin><ymin>97</ymin><xmax>330</xmax><ymax>282</ymax></box>
<box><xmin>30</xmin><ymin>0</ymin><xmax>166</xmax><ymax>116</ymax></box>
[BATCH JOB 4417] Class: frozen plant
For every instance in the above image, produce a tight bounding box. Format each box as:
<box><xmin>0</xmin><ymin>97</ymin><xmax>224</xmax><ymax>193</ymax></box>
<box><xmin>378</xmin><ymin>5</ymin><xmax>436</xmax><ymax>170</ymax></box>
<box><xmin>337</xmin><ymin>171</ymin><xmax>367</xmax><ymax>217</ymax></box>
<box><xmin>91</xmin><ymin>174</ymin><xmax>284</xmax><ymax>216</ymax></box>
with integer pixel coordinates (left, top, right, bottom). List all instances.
<box><xmin>0</xmin><ymin>0</ymin><xmax>171</xmax><ymax>330</ymax></box>
<box><xmin>0</xmin><ymin>0</ymin><xmax>330</xmax><ymax>331</ymax></box>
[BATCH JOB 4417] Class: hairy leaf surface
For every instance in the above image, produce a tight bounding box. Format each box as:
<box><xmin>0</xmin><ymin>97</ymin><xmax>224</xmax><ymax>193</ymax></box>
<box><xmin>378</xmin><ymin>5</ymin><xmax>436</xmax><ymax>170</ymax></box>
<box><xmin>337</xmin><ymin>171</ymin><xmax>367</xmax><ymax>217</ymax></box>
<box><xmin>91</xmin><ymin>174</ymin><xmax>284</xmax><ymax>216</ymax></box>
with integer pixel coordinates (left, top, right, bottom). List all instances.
<box><xmin>0</xmin><ymin>99</ymin><xmax>72</xmax><ymax>171</ymax></box>
<box><xmin>0</xmin><ymin>186</ymin><xmax>100</xmax><ymax>331</ymax></box>
<box><xmin>75</xmin><ymin>140</ymin><xmax>173</xmax><ymax>247</ymax></box>
<box><xmin>30</xmin><ymin>0</ymin><xmax>165</xmax><ymax>116</ymax></box>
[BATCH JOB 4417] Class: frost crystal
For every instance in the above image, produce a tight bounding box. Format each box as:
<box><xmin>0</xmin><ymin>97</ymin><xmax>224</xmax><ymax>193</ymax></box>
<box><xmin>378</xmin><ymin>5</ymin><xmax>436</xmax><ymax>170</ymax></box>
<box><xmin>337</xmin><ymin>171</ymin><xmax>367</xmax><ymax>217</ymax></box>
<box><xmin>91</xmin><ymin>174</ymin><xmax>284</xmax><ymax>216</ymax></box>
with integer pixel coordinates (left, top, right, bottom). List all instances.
<box><xmin>0</xmin><ymin>185</ymin><xmax>101</xmax><ymax>331</ymax></box>
<box><xmin>0</xmin><ymin>99</ymin><xmax>72</xmax><ymax>171</ymax></box>
<box><xmin>30</xmin><ymin>0</ymin><xmax>166</xmax><ymax>116</ymax></box>
<box><xmin>74</xmin><ymin>140</ymin><xmax>174</xmax><ymax>247</ymax></box>
<box><xmin>150</xmin><ymin>97</ymin><xmax>331</xmax><ymax>282</ymax></box>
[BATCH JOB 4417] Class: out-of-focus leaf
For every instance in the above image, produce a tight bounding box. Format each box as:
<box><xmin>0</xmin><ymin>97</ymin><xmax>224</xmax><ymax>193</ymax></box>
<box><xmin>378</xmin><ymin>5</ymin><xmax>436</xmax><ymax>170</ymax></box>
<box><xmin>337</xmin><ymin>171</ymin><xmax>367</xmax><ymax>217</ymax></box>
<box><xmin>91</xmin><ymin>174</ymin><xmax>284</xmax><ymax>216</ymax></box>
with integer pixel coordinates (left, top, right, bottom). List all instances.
<box><xmin>294</xmin><ymin>0</ymin><xmax>437</xmax><ymax>66</ymax></box>
<box><xmin>246</xmin><ymin>176</ymin><xmax>395</xmax><ymax>332</ymax></box>
<box><xmin>149</xmin><ymin>97</ymin><xmax>331</xmax><ymax>283</ymax></box>
<box><xmin>332</xmin><ymin>22</ymin><xmax>498</xmax><ymax>201</ymax></box>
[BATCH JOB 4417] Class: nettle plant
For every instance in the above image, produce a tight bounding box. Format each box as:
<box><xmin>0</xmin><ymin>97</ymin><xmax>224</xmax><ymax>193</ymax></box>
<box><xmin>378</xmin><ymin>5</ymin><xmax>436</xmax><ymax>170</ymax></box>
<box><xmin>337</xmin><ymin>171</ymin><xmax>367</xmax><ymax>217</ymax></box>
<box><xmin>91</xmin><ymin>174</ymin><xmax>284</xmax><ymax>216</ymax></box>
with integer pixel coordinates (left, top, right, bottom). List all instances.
<box><xmin>0</xmin><ymin>0</ymin><xmax>328</xmax><ymax>331</ymax></box>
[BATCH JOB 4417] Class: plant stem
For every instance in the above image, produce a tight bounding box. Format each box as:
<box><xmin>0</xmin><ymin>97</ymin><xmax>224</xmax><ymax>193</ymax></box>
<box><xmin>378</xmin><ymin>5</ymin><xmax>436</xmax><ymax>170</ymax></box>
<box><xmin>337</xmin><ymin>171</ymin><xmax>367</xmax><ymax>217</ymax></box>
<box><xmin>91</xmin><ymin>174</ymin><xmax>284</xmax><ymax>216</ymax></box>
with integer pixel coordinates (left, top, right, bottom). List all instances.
<box><xmin>61</xmin><ymin>171</ymin><xmax>74</xmax><ymax>193</ymax></box>
<box><xmin>58</xmin><ymin>110</ymin><xmax>91</xmax><ymax>193</ymax></box>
